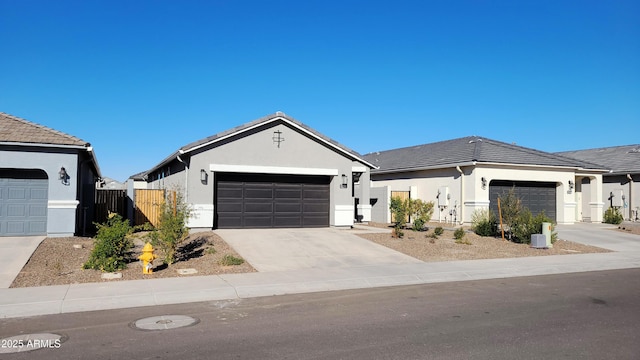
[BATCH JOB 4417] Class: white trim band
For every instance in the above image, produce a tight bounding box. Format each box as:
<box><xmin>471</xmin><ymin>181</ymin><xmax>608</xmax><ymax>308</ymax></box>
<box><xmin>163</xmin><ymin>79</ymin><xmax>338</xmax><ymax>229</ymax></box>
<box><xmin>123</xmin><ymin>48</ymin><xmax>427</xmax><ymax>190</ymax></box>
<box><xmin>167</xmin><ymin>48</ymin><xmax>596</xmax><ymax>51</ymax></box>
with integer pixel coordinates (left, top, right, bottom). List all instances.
<box><xmin>209</xmin><ymin>164</ymin><xmax>338</xmax><ymax>176</ymax></box>
<box><xmin>48</xmin><ymin>200</ymin><xmax>80</xmax><ymax>209</ymax></box>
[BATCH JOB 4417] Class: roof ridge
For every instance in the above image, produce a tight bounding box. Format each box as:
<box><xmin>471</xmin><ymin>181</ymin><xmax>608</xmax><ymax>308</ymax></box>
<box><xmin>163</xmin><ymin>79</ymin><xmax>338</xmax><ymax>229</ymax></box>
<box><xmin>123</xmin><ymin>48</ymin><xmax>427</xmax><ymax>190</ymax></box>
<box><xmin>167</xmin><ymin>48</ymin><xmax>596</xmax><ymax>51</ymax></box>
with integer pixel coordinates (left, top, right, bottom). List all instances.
<box><xmin>0</xmin><ymin>112</ymin><xmax>89</xmax><ymax>145</ymax></box>
<box><xmin>556</xmin><ymin>144</ymin><xmax>640</xmax><ymax>153</ymax></box>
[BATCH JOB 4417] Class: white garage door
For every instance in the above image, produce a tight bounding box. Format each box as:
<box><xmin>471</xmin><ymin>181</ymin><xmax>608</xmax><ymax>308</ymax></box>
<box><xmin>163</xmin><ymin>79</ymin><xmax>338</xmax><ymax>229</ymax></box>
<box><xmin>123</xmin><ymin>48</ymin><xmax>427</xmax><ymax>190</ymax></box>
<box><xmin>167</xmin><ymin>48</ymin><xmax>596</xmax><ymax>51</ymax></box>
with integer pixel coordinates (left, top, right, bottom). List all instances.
<box><xmin>0</xmin><ymin>169</ymin><xmax>48</xmax><ymax>236</ymax></box>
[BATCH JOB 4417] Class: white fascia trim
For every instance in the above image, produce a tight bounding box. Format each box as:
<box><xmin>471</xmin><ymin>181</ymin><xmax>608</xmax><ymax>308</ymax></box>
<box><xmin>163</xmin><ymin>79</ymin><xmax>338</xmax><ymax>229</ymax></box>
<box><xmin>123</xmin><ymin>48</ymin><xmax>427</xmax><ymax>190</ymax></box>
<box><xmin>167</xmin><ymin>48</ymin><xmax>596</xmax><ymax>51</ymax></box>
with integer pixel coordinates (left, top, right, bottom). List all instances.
<box><xmin>210</xmin><ymin>164</ymin><xmax>339</xmax><ymax>176</ymax></box>
<box><xmin>373</xmin><ymin>162</ymin><xmax>477</xmax><ymax>175</ymax></box>
<box><xmin>352</xmin><ymin>166</ymin><xmax>367</xmax><ymax>173</ymax></box>
<box><xmin>48</xmin><ymin>200</ymin><xmax>80</xmax><ymax>209</ymax></box>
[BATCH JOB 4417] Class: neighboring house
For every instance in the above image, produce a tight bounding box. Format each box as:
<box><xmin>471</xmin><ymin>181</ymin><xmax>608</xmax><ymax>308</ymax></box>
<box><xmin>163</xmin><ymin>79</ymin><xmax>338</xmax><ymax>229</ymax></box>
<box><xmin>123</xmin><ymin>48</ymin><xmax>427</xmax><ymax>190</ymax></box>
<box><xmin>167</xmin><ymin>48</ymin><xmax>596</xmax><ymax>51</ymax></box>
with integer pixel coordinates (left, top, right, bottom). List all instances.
<box><xmin>98</xmin><ymin>177</ymin><xmax>125</xmax><ymax>190</ymax></box>
<box><xmin>557</xmin><ymin>145</ymin><xmax>640</xmax><ymax>221</ymax></box>
<box><xmin>132</xmin><ymin>112</ymin><xmax>376</xmax><ymax>229</ymax></box>
<box><xmin>362</xmin><ymin>136</ymin><xmax>608</xmax><ymax>225</ymax></box>
<box><xmin>0</xmin><ymin>112</ymin><xmax>101</xmax><ymax>237</ymax></box>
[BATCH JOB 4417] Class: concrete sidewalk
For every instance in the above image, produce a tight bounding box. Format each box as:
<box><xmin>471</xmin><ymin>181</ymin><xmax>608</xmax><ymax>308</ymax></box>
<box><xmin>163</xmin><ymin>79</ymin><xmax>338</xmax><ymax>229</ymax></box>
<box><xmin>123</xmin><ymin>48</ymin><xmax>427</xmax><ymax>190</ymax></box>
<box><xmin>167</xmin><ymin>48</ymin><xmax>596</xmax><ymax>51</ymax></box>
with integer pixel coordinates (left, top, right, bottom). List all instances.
<box><xmin>1</xmin><ymin>224</ymin><xmax>639</xmax><ymax>319</ymax></box>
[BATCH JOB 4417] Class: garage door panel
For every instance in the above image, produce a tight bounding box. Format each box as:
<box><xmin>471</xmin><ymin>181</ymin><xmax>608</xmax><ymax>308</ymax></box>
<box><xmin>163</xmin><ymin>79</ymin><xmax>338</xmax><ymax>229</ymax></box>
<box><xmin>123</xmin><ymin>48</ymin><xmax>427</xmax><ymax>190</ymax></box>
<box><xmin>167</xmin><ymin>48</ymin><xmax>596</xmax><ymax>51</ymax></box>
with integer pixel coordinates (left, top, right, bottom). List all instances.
<box><xmin>217</xmin><ymin>202</ymin><xmax>243</xmax><ymax>212</ymax></box>
<box><xmin>216</xmin><ymin>173</ymin><xmax>329</xmax><ymax>228</ymax></box>
<box><xmin>7</xmin><ymin>205</ymin><xmax>25</xmax><ymax>216</ymax></box>
<box><xmin>1</xmin><ymin>174</ymin><xmax>48</xmax><ymax>236</ymax></box>
<box><xmin>29</xmin><ymin>204</ymin><xmax>47</xmax><ymax>217</ymax></box>
<box><xmin>7</xmin><ymin>222</ymin><xmax>25</xmax><ymax>234</ymax></box>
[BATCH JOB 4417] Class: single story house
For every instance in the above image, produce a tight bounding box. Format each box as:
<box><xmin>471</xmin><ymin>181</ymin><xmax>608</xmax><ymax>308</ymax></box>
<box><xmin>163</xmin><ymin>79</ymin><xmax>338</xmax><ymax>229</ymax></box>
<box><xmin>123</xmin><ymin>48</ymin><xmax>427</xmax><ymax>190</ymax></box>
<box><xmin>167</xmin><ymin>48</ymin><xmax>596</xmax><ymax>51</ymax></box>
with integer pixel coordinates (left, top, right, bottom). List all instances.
<box><xmin>131</xmin><ymin>112</ymin><xmax>376</xmax><ymax>229</ymax></box>
<box><xmin>557</xmin><ymin>145</ymin><xmax>640</xmax><ymax>221</ymax></box>
<box><xmin>0</xmin><ymin>112</ymin><xmax>102</xmax><ymax>237</ymax></box>
<box><xmin>363</xmin><ymin>136</ymin><xmax>608</xmax><ymax>225</ymax></box>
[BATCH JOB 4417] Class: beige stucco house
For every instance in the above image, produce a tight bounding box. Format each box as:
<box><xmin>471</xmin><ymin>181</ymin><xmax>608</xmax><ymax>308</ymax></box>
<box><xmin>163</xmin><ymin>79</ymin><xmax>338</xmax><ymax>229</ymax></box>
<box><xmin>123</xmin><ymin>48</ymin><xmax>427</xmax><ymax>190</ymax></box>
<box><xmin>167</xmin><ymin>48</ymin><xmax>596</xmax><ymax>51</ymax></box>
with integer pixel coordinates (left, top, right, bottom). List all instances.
<box><xmin>363</xmin><ymin>137</ymin><xmax>608</xmax><ymax>225</ymax></box>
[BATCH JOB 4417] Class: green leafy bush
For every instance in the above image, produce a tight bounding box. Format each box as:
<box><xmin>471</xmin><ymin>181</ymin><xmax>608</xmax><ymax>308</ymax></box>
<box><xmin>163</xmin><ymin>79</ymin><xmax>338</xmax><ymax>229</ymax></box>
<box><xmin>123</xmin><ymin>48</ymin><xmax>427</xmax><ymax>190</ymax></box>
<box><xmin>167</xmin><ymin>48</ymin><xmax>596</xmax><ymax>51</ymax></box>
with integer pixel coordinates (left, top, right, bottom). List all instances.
<box><xmin>390</xmin><ymin>196</ymin><xmax>409</xmax><ymax>238</ymax></box>
<box><xmin>150</xmin><ymin>190</ymin><xmax>191</xmax><ymax>265</ymax></box>
<box><xmin>409</xmin><ymin>199</ymin><xmax>435</xmax><ymax>231</ymax></box>
<box><xmin>83</xmin><ymin>214</ymin><xmax>133</xmax><ymax>272</ymax></box>
<box><xmin>471</xmin><ymin>208</ymin><xmax>498</xmax><ymax>237</ymax></box>
<box><xmin>603</xmin><ymin>207</ymin><xmax>624</xmax><ymax>225</ymax></box>
<box><xmin>219</xmin><ymin>255</ymin><xmax>245</xmax><ymax>266</ymax></box>
<box><xmin>511</xmin><ymin>210</ymin><xmax>557</xmax><ymax>244</ymax></box>
<box><xmin>434</xmin><ymin>227</ymin><xmax>444</xmax><ymax>236</ymax></box>
<box><xmin>454</xmin><ymin>228</ymin><xmax>466</xmax><ymax>240</ymax></box>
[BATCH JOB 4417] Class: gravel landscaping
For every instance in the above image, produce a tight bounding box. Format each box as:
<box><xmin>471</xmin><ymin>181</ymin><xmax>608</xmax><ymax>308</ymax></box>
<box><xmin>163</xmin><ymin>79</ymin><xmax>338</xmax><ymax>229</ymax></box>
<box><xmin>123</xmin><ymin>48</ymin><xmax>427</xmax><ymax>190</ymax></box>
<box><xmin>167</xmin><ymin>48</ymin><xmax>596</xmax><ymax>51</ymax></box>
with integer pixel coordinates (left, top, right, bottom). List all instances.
<box><xmin>11</xmin><ymin>221</ymin><xmax>633</xmax><ymax>288</ymax></box>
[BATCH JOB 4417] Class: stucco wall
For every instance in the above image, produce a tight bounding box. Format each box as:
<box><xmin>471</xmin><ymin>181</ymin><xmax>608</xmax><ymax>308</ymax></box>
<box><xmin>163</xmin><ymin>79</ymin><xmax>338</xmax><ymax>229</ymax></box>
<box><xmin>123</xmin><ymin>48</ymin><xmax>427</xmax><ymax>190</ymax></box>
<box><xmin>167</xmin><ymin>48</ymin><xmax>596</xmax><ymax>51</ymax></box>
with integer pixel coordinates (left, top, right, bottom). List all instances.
<box><xmin>602</xmin><ymin>174</ymin><xmax>640</xmax><ymax>221</ymax></box>
<box><xmin>147</xmin><ymin>121</ymin><xmax>371</xmax><ymax>228</ymax></box>
<box><xmin>0</xmin><ymin>148</ymin><xmax>80</xmax><ymax>236</ymax></box>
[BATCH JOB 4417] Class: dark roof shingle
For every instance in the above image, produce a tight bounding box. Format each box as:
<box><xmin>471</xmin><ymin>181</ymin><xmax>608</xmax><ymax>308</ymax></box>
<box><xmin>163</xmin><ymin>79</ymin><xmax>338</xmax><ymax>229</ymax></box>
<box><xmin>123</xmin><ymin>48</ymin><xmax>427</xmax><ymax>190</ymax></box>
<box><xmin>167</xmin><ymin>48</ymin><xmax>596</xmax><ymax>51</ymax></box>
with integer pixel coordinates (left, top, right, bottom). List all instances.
<box><xmin>557</xmin><ymin>145</ymin><xmax>640</xmax><ymax>174</ymax></box>
<box><xmin>0</xmin><ymin>112</ymin><xmax>88</xmax><ymax>147</ymax></box>
<box><xmin>364</xmin><ymin>136</ymin><xmax>606</xmax><ymax>173</ymax></box>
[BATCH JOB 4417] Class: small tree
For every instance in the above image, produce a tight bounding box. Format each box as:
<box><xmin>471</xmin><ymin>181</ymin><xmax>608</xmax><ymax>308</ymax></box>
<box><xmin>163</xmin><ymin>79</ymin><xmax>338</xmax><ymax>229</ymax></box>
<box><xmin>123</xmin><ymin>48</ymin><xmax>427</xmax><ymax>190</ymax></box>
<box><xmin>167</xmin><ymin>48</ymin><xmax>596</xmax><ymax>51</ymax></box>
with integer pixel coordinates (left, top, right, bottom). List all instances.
<box><xmin>409</xmin><ymin>199</ymin><xmax>435</xmax><ymax>231</ymax></box>
<box><xmin>84</xmin><ymin>213</ymin><xmax>133</xmax><ymax>272</ymax></box>
<box><xmin>390</xmin><ymin>196</ymin><xmax>409</xmax><ymax>238</ymax></box>
<box><xmin>498</xmin><ymin>188</ymin><xmax>522</xmax><ymax>240</ymax></box>
<box><xmin>149</xmin><ymin>189</ymin><xmax>191</xmax><ymax>265</ymax></box>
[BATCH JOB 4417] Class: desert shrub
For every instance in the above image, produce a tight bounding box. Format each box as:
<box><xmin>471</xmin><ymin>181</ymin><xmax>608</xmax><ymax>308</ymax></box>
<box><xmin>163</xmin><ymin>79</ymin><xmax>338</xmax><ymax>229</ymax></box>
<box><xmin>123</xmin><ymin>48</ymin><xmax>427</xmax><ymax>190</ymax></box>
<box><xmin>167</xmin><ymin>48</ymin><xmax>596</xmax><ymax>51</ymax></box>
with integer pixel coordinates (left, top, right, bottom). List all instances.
<box><xmin>83</xmin><ymin>213</ymin><xmax>133</xmax><ymax>272</ymax></box>
<box><xmin>434</xmin><ymin>227</ymin><xmax>444</xmax><ymax>236</ymax></box>
<box><xmin>390</xmin><ymin>196</ymin><xmax>409</xmax><ymax>238</ymax></box>
<box><xmin>511</xmin><ymin>210</ymin><xmax>557</xmax><ymax>244</ymax></box>
<box><xmin>471</xmin><ymin>208</ymin><xmax>498</xmax><ymax>237</ymax></box>
<box><xmin>454</xmin><ymin>227</ymin><xmax>466</xmax><ymax>240</ymax></box>
<box><xmin>603</xmin><ymin>207</ymin><xmax>624</xmax><ymax>225</ymax></box>
<box><xmin>409</xmin><ymin>199</ymin><xmax>435</xmax><ymax>231</ymax></box>
<box><xmin>219</xmin><ymin>254</ymin><xmax>245</xmax><ymax>266</ymax></box>
<box><xmin>149</xmin><ymin>190</ymin><xmax>191</xmax><ymax>265</ymax></box>
<box><xmin>498</xmin><ymin>188</ymin><xmax>522</xmax><ymax>240</ymax></box>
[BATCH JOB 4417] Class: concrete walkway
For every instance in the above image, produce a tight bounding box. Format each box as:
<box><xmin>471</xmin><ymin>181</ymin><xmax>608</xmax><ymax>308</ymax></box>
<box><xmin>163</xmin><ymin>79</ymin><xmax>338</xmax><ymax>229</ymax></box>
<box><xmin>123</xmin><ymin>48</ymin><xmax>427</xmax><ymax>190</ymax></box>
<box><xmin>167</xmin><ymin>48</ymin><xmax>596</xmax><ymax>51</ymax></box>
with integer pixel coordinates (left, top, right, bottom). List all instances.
<box><xmin>1</xmin><ymin>224</ymin><xmax>639</xmax><ymax>319</ymax></box>
<box><xmin>0</xmin><ymin>236</ymin><xmax>45</xmax><ymax>288</ymax></box>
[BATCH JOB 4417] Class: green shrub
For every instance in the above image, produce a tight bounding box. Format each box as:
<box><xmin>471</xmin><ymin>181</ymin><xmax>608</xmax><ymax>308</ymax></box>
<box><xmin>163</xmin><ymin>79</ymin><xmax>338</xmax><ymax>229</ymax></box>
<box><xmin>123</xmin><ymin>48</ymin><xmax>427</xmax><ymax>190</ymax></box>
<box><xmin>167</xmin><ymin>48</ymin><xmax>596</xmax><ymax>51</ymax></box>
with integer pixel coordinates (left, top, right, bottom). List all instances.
<box><xmin>150</xmin><ymin>190</ymin><xmax>191</xmax><ymax>265</ymax></box>
<box><xmin>603</xmin><ymin>207</ymin><xmax>624</xmax><ymax>225</ymax></box>
<box><xmin>390</xmin><ymin>196</ymin><xmax>409</xmax><ymax>238</ymax></box>
<box><xmin>83</xmin><ymin>214</ymin><xmax>133</xmax><ymax>272</ymax></box>
<box><xmin>434</xmin><ymin>227</ymin><xmax>444</xmax><ymax>236</ymax></box>
<box><xmin>409</xmin><ymin>199</ymin><xmax>435</xmax><ymax>231</ymax></box>
<box><xmin>471</xmin><ymin>208</ymin><xmax>498</xmax><ymax>237</ymax></box>
<box><xmin>511</xmin><ymin>210</ymin><xmax>557</xmax><ymax>244</ymax></box>
<box><xmin>454</xmin><ymin>228</ymin><xmax>466</xmax><ymax>240</ymax></box>
<box><xmin>219</xmin><ymin>255</ymin><xmax>245</xmax><ymax>266</ymax></box>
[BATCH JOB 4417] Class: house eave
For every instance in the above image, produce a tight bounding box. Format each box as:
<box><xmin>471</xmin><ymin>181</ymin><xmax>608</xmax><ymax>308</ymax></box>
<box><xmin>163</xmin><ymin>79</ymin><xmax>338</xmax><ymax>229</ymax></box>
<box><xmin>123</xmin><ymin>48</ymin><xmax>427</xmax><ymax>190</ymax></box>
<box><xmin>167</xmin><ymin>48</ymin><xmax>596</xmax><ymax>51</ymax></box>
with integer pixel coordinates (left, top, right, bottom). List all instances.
<box><xmin>371</xmin><ymin>161</ymin><xmax>478</xmax><ymax>175</ymax></box>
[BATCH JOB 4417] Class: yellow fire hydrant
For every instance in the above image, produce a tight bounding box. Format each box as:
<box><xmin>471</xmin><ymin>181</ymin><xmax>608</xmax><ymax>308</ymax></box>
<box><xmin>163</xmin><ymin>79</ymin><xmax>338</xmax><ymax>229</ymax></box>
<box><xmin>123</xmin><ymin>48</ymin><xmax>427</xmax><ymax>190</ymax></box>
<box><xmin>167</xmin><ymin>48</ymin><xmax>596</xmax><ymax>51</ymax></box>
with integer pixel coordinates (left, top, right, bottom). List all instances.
<box><xmin>138</xmin><ymin>243</ymin><xmax>157</xmax><ymax>274</ymax></box>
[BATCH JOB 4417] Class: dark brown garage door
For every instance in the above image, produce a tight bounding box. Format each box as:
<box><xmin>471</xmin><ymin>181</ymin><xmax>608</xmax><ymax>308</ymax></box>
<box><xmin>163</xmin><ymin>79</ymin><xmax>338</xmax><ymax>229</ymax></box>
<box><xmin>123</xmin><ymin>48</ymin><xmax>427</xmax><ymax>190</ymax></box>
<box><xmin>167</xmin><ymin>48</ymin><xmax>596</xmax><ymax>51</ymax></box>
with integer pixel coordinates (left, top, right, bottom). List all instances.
<box><xmin>489</xmin><ymin>180</ymin><xmax>557</xmax><ymax>221</ymax></box>
<box><xmin>216</xmin><ymin>173</ymin><xmax>330</xmax><ymax>228</ymax></box>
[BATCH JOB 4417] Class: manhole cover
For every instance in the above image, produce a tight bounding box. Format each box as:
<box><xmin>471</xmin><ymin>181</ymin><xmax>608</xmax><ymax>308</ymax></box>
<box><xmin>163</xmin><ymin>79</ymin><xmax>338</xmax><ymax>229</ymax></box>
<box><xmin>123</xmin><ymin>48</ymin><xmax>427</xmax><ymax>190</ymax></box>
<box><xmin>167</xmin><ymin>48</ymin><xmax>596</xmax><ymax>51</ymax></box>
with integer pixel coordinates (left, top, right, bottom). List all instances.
<box><xmin>131</xmin><ymin>315</ymin><xmax>199</xmax><ymax>331</ymax></box>
<box><xmin>0</xmin><ymin>333</ymin><xmax>66</xmax><ymax>354</ymax></box>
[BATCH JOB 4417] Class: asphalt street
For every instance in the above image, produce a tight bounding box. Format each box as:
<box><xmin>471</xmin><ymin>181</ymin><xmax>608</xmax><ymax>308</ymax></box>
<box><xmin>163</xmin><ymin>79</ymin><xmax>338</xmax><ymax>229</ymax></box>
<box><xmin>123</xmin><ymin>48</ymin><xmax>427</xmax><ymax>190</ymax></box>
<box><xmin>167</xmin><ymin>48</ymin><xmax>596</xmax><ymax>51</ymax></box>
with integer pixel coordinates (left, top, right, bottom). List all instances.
<box><xmin>2</xmin><ymin>268</ymin><xmax>639</xmax><ymax>360</ymax></box>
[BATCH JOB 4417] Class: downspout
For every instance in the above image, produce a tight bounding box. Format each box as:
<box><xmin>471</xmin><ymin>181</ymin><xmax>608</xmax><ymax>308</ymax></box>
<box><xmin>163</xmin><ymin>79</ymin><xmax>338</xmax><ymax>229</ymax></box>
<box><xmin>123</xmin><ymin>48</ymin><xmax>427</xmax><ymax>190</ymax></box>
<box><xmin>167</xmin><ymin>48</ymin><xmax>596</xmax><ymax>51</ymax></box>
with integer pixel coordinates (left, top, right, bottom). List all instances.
<box><xmin>628</xmin><ymin>173</ymin><xmax>633</xmax><ymax>220</ymax></box>
<box><xmin>176</xmin><ymin>152</ymin><xmax>188</xmax><ymax>203</ymax></box>
<box><xmin>456</xmin><ymin>166</ymin><xmax>464</xmax><ymax>225</ymax></box>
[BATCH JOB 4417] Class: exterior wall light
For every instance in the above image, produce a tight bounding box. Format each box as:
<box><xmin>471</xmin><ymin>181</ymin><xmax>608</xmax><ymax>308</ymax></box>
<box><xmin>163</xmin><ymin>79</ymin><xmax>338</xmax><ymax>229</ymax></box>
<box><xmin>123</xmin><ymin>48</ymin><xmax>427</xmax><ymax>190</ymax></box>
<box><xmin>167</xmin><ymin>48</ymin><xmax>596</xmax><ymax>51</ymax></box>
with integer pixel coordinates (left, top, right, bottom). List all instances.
<box><xmin>341</xmin><ymin>174</ymin><xmax>348</xmax><ymax>188</ymax></box>
<box><xmin>481</xmin><ymin>177</ymin><xmax>487</xmax><ymax>189</ymax></box>
<box><xmin>58</xmin><ymin>167</ymin><xmax>69</xmax><ymax>185</ymax></box>
<box><xmin>568</xmin><ymin>180</ymin><xmax>574</xmax><ymax>192</ymax></box>
<box><xmin>200</xmin><ymin>169</ymin><xmax>208</xmax><ymax>184</ymax></box>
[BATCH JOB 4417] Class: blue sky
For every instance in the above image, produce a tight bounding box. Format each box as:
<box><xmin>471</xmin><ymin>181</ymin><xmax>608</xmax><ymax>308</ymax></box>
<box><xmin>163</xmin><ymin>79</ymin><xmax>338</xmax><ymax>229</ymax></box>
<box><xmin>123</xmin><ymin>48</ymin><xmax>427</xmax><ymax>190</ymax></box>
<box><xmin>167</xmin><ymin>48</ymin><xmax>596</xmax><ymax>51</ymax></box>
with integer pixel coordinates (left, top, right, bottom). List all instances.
<box><xmin>2</xmin><ymin>0</ymin><xmax>638</xmax><ymax>182</ymax></box>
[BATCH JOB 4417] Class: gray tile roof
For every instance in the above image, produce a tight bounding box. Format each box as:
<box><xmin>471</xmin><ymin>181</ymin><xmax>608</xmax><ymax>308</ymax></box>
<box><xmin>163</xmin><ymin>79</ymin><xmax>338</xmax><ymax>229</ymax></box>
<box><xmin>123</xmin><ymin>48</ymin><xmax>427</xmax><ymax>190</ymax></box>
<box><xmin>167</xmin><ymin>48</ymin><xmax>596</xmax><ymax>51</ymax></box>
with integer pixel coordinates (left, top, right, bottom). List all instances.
<box><xmin>557</xmin><ymin>145</ymin><xmax>640</xmax><ymax>174</ymax></box>
<box><xmin>364</xmin><ymin>136</ymin><xmax>606</xmax><ymax>173</ymax></box>
<box><xmin>142</xmin><ymin>112</ymin><xmax>375</xmax><ymax>176</ymax></box>
<box><xmin>0</xmin><ymin>112</ymin><xmax>89</xmax><ymax>147</ymax></box>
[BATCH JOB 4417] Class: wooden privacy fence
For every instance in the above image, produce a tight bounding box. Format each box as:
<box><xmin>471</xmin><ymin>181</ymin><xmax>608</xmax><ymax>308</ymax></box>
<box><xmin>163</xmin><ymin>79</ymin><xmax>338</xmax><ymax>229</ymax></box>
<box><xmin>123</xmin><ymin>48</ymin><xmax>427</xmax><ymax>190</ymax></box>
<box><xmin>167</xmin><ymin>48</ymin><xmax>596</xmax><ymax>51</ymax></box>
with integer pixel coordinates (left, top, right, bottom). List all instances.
<box><xmin>134</xmin><ymin>189</ymin><xmax>177</xmax><ymax>227</ymax></box>
<box><xmin>95</xmin><ymin>189</ymin><xmax>128</xmax><ymax>224</ymax></box>
<box><xmin>390</xmin><ymin>190</ymin><xmax>411</xmax><ymax>223</ymax></box>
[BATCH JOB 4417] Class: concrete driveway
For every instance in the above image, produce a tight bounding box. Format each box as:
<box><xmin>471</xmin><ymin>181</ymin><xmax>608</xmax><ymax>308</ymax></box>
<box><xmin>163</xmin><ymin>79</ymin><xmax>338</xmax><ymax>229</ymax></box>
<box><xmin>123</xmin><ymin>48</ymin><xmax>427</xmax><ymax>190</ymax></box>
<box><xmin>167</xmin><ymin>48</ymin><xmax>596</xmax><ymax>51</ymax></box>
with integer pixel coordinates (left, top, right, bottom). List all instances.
<box><xmin>214</xmin><ymin>227</ymin><xmax>422</xmax><ymax>272</ymax></box>
<box><xmin>0</xmin><ymin>236</ymin><xmax>45</xmax><ymax>288</ymax></box>
<box><xmin>556</xmin><ymin>223</ymin><xmax>640</xmax><ymax>252</ymax></box>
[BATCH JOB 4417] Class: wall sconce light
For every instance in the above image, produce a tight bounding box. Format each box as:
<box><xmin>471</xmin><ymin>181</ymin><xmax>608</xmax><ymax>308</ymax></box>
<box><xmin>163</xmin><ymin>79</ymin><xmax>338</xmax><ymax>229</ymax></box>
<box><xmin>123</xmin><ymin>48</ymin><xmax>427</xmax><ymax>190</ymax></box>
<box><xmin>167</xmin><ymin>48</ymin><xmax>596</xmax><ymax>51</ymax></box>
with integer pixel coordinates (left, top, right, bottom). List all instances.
<box><xmin>568</xmin><ymin>180</ymin><xmax>574</xmax><ymax>191</ymax></box>
<box><xmin>341</xmin><ymin>174</ymin><xmax>348</xmax><ymax>188</ymax></box>
<box><xmin>58</xmin><ymin>167</ymin><xmax>69</xmax><ymax>185</ymax></box>
<box><xmin>200</xmin><ymin>169</ymin><xmax>208</xmax><ymax>184</ymax></box>
<box><xmin>481</xmin><ymin>177</ymin><xmax>487</xmax><ymax>189</ymax></box>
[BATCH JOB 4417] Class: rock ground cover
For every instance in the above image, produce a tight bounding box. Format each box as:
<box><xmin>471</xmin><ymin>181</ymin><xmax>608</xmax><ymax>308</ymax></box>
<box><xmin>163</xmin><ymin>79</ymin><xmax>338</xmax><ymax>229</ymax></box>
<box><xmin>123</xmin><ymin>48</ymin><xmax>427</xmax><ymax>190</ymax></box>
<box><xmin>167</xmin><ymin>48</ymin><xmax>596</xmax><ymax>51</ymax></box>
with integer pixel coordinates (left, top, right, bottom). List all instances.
<box><xmin>11</xmin><ymin>221</ymin><xmax>635</xmax><ymax>288</ymax></box>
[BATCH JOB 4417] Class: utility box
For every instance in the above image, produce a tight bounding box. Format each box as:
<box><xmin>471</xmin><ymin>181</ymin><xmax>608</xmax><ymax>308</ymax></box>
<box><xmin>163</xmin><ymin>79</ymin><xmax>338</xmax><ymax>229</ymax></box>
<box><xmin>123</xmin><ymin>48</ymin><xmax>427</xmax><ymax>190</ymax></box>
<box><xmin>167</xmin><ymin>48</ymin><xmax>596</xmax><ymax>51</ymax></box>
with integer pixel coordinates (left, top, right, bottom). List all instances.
<box><xmin>531</xmin><ymin>234</ymin><xmax>547</xmax><ymax>249</ymax></box>
<box><xmin>438</xmin><ymin>186</ymin><xmax>449</xmax><ymax>207</ymax></box>
<box><xmin>542</xmin><ymin>222</ymin><xmax>552</xmax><ymax>248</ymax></box>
